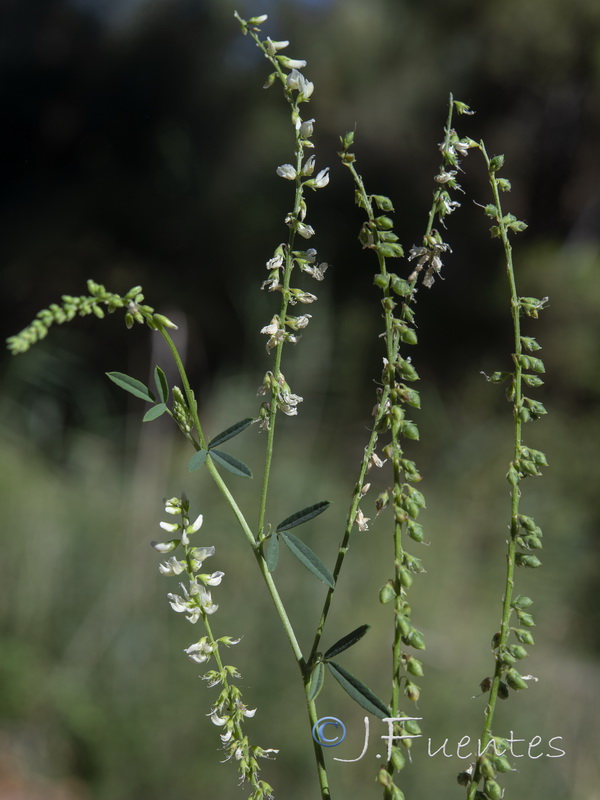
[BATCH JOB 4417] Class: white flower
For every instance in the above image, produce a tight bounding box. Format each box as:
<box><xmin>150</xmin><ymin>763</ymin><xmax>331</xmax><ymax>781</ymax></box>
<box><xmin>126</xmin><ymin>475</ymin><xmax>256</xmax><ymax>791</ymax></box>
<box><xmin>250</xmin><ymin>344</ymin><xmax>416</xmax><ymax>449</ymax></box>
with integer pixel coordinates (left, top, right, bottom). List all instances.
<box><xmin>261</xmin><ymin>316</ymin><xmax>281</xmax><ymax>336</ymax></box>
<box><xmin>279</xmin><ymin>56</ymin><xmax>307</xmax><ymax>70</ymax></box>
<box><xmin>302</xmin><ymin>262</ymin><xmax>328</xmax><ymax>280</ymax></box>
<box><xmin>302</xmin><ymin>155</ymin><xmax>316</xmax><ymax>176</ymax></box>
<box><xmin>368</xmin><ymin>452</ymin><xmax>387</xmax><ymax>470</ymax></box>
<box><xmin>266</xmin><ymin>252</ymin><xmax>284</xmax><ymax>270</ymax></box>
<box><xmin>355</xmin><ymin>508</ymin><xmax>370</xmax><ymax>531</ymax></box>
<box><xmin>151</xmin><ymin>539</ymin><xmax>179</xmax><ymax>553</ymax></box>
<box><xmin>201</xmin><ymin>570</ymin><xmax>224</xmax><ymax>586</ymax></box>
<box><xmin>434</xmin><ymin>170</ymin><xmax>457</xmax><ymax>184</ymax></box>
<box><xmin>286</xmin><ymin>69</ymin><xmax>313</xmax><ymax>98</ymax></box>
<box><xmin>220</xmin><ymin>730</ymin><xmax>233</xmax><ymax>744</ymax></box>
<box><xmin>299</xmin><ymin>118</ymin><xmax>315</xmax><ymax>138</ymax></box>
<box><xmin>312</xmin><ymin>168</ymin><xmax>330</xmax><ymax>189</ymax></box>
<box><xmin>278</xmin><ymin>389</ymin><xmax>303</xmax><ymax>416</ymax></box>
<box><xmin>158</xmin><ymin>556</ymin><xmax>186</xmax><ymax>576</ymax></box>
<box><xmin>159</xmin><ymin>520</ymin><xmax>180</xmax><ymax>533</ymax></box>
<box><xmin>184</xmin><ymin>639</ymin><xmax>214</xmax><ymax>663</ymax></box>
<box><xmin>209</xmin><ymin>710</ymin><xmax>228</xmax><ymax>727</ymax></box>
<box><xmin>276</xmin><ymin>163</ymin><xmax>296</xmax><ymax>180</ymax></box>
<box><xmin>286</xmin><ymin>314</ymin><xmax>312</xmax><ymax>330</ymax></box>
<box><xmin>186</xmin><ymin>513</ymin><xmax>203</xmax><ymax>534</ymax></box>
<box><xmin>265</xmin><ymin>37</ymin><xmax>289</xmax><ymax>55</ymax></box>
<box><xmin>164</xmin><ymin>498</ymin><xmax>181</xmax><ymax>514</ymax></box>
<box><xmin>199</xmin><ymin>586</ymin><xmax>218</xmax><ymax>615</ymax></box>
<box><xmin>296</xmin><ymin>221</ymin><xmax>315</xmax><ymax>239</ymax></box>
<box><xmin>290</xmin><ymin>289</ymin><xmax>317</xmax><ymax>304</ymax></box>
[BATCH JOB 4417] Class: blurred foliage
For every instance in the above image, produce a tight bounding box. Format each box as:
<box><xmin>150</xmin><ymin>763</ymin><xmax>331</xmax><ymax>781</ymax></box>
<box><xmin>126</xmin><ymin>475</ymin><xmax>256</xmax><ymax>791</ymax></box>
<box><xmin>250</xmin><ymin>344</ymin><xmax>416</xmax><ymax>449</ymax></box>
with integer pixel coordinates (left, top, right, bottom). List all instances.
<box><xmin>1</xmin><ymin>0</ymin><xmax>600</xmax><ymax>798</ymax></box>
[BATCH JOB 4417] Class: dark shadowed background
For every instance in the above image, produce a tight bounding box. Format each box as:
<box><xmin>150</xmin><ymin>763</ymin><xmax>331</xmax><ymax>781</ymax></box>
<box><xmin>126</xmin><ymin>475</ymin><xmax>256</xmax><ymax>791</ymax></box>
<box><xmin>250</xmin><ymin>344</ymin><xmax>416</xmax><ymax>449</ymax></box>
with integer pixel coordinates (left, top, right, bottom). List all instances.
<box><xmin>1</xmin><ymin>1</ymin><xmax>599</xmax><ymax>798</ymax></box>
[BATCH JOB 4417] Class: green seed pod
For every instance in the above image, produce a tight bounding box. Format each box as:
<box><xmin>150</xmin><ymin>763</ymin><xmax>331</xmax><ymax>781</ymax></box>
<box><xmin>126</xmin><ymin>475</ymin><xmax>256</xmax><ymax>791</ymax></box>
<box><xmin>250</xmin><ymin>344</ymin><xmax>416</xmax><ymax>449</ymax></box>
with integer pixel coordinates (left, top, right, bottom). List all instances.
<box><xmin>512</xmin><ymin>595</ymin><xmax>533</xmax><ymax>609</ymax></box>
<box><xmin>400</xmin><ymin>419</ymin><xmax>419</xmax><ymax>442</ymax></box>
<box><xmin>514</xmin><ymin>629</ymin><xmax>534</xmax><ymax>645</ymax></box>
<box><xmin>500</xmin><ymin>651</ymin><xmax>516</xmax><ymax>666</ymax></box>
<box><xmin>406</xmin><ymin>656</ymin><xmax>424</xmax><ymax>677</ymax></box>
<box><xmin>515</xmin><ymin>553</ymin><xmax>542</xmax><ymax>568</ymax></box>
<box><xmin>480</xmin><ymin>756</ymin><xmax>495</xmax><ymax>779</ymax></box>
<box><xmin>377</xmin><ymin>767</ymin><xmax>392</xmax><ymax>788</ymax></box>
<box><xmin>404</xmin><ymin>681</ymin><xmax>420</xmax><ymax>702</ymax></box>
<box><xmin>379</xmin><ymin>582</ymin><xmax>396</xmax><ymax>604</ymax></box>
<box><xmin>403</xmin><ymin>718</ymin><xmax>421</xmax><ymax>736</ymax></box>
<box><xmin>484</xmin><ymin>778</ymin><xmax>503</xmax><ymax>800</ymax></box>
<box><xmin>506</xmin><ymin>464</ymin><xmax>520</xmax><ymax>486</ymax></box>
<box><xmin>375</xmin><ymin>215</ymin><xmax>394</xmax><ymax>230</ymax></box>
<box><xmin>390</xmin><ymin>746</ymin><xmax>406</xmax><ymax>772</ymax></box>
<box><xmin>517</xmin><ymin>611</ymin><xmax>535</xmax><ymax>627</ymax></box>
<box><xmin>400</xmin><ymin>568</ymin><xmax>413</xmax><ymax>588</ymax></box>
<box><xmin>507</xmin><ymin>644</ymin><xmax>528</xmax><ymax>660</ymax></box>
<box><xmin>374</xmin><ymin>273</ymin><xmax>391</xmax><ymax>290</ymax></box>
<box><xmin>391</xmin><ymin>276</ymin><xmax>411</xmax><ymax>297</ymax></box>
<box><xmin>372</xmin><ymin>194</ymin><xmax>394</xmax><ymax>211</ymax></box>
<box><xmin>407</xmin><ymin>629</ymin><xmax>425</xmax><ymax>650</ymax></box>
<box><xmin>399</xmin><ymin>326</ymin><xmax>418</xmax><ymax>345</ymax></box>
<box><xmin>489</xmin><ymin>154</ymin><xmax>505</xmax><ymax>172</ymax></box>
<box><xmin>491</xmin><ymin>755</ymin><xmax>513</xmax><ymax>773</ymax></box>
<box><xmin>506</xmin><ymin>668</ymin><xmax>528</xmax><ymax>690</ymax></box>
<box><xmin>407</xmin><ymin>521</ymin><xmax>424</xmax><ymax>543</ymax></box>
<box><xmin>396</xmin><ymin>614</ymin><xmax>411</xmax><ymax>637</ymax></box>
<box><xmin>382</xmin><ymin>297</ymin><xmax>397</xmax><ymax>312</ymax></box>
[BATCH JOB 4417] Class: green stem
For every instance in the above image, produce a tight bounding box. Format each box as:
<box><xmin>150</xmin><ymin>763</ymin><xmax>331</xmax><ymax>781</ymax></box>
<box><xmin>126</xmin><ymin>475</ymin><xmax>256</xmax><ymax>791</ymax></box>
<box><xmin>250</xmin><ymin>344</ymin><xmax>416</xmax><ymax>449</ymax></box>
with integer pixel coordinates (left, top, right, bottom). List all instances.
<box><xmin>466</xmin><ymin>145</ymin><xmax>523</xmax><ymax>799</ymax></box>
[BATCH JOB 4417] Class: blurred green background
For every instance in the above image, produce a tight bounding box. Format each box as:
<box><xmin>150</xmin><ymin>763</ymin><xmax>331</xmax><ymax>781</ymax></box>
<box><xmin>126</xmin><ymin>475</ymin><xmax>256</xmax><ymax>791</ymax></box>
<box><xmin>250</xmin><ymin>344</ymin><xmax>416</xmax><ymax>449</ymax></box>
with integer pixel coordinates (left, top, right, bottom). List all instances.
<box><xmin>1</xmin><ymin>0</ymin><xmax>599</xmax><ymax>798</ymax></box>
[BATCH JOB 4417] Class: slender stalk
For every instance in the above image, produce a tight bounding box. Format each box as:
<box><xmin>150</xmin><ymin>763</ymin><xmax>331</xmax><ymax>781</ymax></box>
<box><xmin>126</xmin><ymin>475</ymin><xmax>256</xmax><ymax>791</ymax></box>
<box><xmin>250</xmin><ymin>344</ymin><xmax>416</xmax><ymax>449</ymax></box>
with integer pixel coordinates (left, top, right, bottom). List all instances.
<box><xmin>466</xmin><ymin>144</ymin><xmax>529</xmax><ymax>799</ymax></box>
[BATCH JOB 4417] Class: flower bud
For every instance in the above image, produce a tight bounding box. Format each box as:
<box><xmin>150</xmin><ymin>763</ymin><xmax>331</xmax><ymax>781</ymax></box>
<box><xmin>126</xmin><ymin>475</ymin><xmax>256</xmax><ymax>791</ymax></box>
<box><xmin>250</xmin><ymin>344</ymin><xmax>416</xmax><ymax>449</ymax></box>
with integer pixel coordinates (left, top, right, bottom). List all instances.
<box><xmin>153</xmin><ymin>313</ymin><xmax>178</xmax><ymax>330</ymax></box>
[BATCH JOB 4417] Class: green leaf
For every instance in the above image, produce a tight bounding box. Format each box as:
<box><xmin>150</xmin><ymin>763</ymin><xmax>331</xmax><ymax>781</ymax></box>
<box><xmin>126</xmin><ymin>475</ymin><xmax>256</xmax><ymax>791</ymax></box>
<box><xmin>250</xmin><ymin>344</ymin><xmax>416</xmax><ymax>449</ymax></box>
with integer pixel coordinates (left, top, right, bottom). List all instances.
<box><xmin>280</xmin><ymin>531</ymin><xmax>334</xmax><ymax>588</ymax></box>
<box><xmin>276</xmin><ymin>501</ymin><xmax>331</xmax><ymax>532</ymax></box>
<box><xmin>326</xmin><ymin>661</ymin><xmax>390</xmax><ymax>719</ymax></box>
<box><xmin>209</xmin><ymin>449</ymin><xmax>252</xmax><ymax>479</ymax></box>
<box><xmin>265</xmin><ymin>534</ymin><xmax>279</xmax><ymax>572</ymax></box>
<box><xmin>154</xmin><ymin>366</ymin><xmax>169</xmax><ymax>403</ymax></box>
<box><xmin>208</xmin><ymin>418</ymin><xmax>254</xmax><ymax>448</ymax></box>
<box><xmin>324</xmin><ymin>625</ymin><xmax>370</xmax><ymax>660</ymax></box>
<box><xmin>307</xmin><ymin>661</ymin><xmax>325</xmax><ymax>702</ymax></box>
<box><xmin>143</xmin><ymin>403</ymin><xmax>167</xmax><ymax>422</ymax></box>
<box><xmin>188</xmin><ymin>449</ymin><xmax>208</xmax><ymax>472</ymax></box>
<box><xmin>106</xmin><ymin>372</ymin><xmax>155</xmax><ymax>402</ymax></box>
